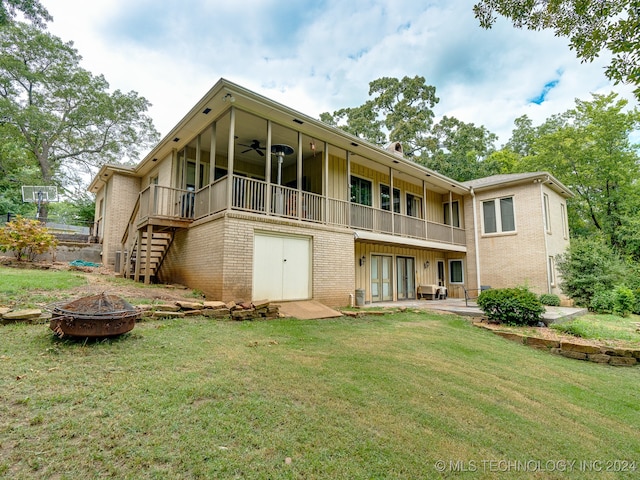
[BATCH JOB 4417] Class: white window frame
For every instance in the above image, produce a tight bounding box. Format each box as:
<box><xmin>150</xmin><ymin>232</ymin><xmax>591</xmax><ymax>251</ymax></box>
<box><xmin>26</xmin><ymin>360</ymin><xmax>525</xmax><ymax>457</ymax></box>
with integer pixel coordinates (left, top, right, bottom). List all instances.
<box><xmin>560</xmin><ymin>203</ymin><xmax>568</xmax><ymax>239</ymax></box>
<box><xmin>448</xmin><ymin>259</ymin><xmax>464</xmax><ymax>284</ymax></box>
<box><xmin>443</xmin><ymin>200</ymin><xmax>460</xmax><ymax>228</ymax></box>
<box><xmin>543</xmin><ymin>193</ymin><xmax>551</xmax><ymax>234</ymax></box>
<box><xmin>406</xmin><ymin>192</ymin><xmax>423</xmax><ymax>218</ymax></box>
<box><xmin>548</xmin><ymin>256</ymin><xmax>556</xmax><ymax>287</ymax></box>
<box><xmin>481</xmin><ymin>196</ymin><xmax>516</xmax><ymax>235</ymax></box>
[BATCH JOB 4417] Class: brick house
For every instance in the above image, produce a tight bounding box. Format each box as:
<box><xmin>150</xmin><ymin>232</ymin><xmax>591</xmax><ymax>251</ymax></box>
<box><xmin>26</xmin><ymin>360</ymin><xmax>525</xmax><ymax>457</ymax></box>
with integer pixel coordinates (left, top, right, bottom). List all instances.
<box><xmin>89</xmin><ymin>78</ymin><xmax>572</xmax><ymax>307</ymax></box>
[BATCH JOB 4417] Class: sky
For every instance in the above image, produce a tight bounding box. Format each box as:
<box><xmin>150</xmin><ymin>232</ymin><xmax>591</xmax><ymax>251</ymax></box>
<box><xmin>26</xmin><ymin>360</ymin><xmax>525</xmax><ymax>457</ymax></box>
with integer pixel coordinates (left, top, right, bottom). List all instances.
<box><xmin>44</xmin><ymin>0</ymin><xmax>637</xmax><ymax>150</ymax></box>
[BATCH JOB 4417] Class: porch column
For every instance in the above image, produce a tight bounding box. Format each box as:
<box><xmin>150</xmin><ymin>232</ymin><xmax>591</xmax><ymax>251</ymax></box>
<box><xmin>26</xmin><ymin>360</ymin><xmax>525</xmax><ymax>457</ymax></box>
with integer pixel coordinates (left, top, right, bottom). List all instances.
<box><xmin>346</xmin><ymin>151</ymin><xmax>351</xmax><ymax>227</ymax></box>
<box><xmin>144</xmin><ymin>224</ymin><xmax>153</xmax><ymax>285</ymax></box>
<box><xmin>390</xmin><ymin>166</ymin><xmax>395</xmax><ymax>234</ymax></box>
<box><xmin>134</xmin><ymin>228</ymin><xmax>142</xmax><ymax>282</ymax></box>
<box><xmin>449</xmin><ymin>191</ymin><xmax>454</xmax><ymax>243</ymax></box>
<box><xmin>323</xmin><ymin>141</ymin><xmax>328</xmax><ymax>223</ymax></box>
<box><xmin>423</xmin><ymin>180</ymin><xmax>428</xmax><ymax>239</ymax></box>
<box><xmin>296</xmin><ymin>132</ymin><xmax>302</xmax><ymax>220</ymax></box>
<box><xmin>195</xmin><ymin>134</ymin><xmax>201</xmax><ymax>190</ymax></box>
<box><xmin>226</xmin><ymin>107</ymin><xmax>236</xmax><ymax>210</ymax></box>
<box><xmin>265</xmin><ymin>121</ymin><xmax>272</xmax><ymax>215</ymax></box>
<box><xmin>209</xmin><ymin>122</ymin><xmax>216</xmax><ymax>213</ymax></box>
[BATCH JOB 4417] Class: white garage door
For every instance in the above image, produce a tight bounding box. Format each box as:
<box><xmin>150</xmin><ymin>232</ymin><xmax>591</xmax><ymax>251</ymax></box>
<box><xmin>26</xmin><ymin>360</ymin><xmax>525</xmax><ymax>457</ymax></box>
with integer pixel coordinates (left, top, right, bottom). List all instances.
<box><xmin>253</xmin><ymin>233</ymin><xmax>311</xmax><ymax>301</ymax></box>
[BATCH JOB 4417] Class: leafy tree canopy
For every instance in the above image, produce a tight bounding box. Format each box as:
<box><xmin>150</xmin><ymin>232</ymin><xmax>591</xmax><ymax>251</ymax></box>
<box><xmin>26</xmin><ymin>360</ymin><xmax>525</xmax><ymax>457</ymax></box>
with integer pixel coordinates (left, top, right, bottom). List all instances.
<box><xmin>0</xmin><ymin>0</ymin><xmax>51</xmax><ymax>27</ymax></box>
<box><xmin>320</xmin><ymin>76</ymin><xmax>439</xmax><ymax>157</ymax></box>
<box><xmin>474</xmin><ymin>0</ymin><xmax>640</xmax><ymax>99</ymax></box>
<box><xmin>0</xmin><ymin>22</ymin><xmax>160</xmax><ymax>217</ymax></box>
<box><xmin>509</xmin><ymin>92</ymin><xmax>640</xmax><ymax>257</ymax></box>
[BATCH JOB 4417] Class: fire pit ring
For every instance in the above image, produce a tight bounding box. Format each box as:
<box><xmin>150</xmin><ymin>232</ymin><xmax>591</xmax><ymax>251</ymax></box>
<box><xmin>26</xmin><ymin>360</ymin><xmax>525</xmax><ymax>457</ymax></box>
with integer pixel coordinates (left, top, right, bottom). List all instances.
<box><xmin>48</xmin><ymin>293</ymin><xmax>141</xmax><ymax>338</ymax></box>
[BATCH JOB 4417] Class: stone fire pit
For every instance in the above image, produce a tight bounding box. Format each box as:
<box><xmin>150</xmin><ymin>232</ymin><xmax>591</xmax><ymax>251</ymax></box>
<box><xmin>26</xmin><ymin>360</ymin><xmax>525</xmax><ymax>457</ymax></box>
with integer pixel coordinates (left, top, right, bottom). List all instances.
<box><xmin>49</xmin><ymin>293</ymin><xmax>140</xmax><ymax>338</ymax></box>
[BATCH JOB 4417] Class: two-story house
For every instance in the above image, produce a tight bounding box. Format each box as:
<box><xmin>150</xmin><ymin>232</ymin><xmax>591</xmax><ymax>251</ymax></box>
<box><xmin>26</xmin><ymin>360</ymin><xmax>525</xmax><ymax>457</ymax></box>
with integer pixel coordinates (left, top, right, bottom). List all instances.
<box><xmin>89</xmin><ymin>78</ymin><xmax>572</xmax><ymax>307</ymax></box>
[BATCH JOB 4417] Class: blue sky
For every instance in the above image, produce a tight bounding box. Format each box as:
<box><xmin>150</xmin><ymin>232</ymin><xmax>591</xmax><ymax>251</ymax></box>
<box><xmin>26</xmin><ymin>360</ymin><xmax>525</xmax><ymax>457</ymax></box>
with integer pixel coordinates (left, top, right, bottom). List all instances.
<box><xmin>46</xmin><ymin>0</ymin><xmax>636</xmax><ymax>148</ymax></box>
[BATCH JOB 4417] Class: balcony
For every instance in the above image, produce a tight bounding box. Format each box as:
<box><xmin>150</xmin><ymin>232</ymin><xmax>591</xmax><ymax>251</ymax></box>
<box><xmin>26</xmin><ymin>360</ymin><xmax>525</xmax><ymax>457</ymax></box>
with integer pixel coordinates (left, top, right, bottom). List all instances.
<box><xmin>137</xmin><ymin>176</ymin><xmax>466</xmax><ymax>246</ymax></box>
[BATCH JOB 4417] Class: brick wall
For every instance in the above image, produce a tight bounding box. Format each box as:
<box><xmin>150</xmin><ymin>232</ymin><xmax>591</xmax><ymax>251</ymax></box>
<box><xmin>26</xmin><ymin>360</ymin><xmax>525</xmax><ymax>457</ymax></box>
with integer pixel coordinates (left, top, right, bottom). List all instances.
<box><xmin>158</xmin><ymin>211</ymin><xmax>355</xmax><ymax>307</ymax></box>
<box><xmin>102</xmin><ymin>174</ymin><xmax>141</xmax><ymax>268</ymax></box>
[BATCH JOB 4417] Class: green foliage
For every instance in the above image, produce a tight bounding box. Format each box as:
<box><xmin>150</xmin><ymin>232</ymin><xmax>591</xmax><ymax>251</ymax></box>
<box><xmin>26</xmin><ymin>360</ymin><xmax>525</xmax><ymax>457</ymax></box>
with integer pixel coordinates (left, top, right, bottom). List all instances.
<box><xmin>539</xmin><ymin>293</ymin><xmax>560</xmax><ymax>306</ymax></box>
<box><xmin>613</xmin><ymin>285</ymin><xmax>635</xmax><ymax>318</ymax></box>
<box><xmin>514</xmin><ymin>93</ymin><xmax>640</xmax><ymax>259</ymax></box>
<box><xmin>0</xmin><ymin>215</ymin><xmax>57</xmax><ymax>261</ymax></box>
<box><xmin>556</xmin><ymin>236</ymin><xmax>627</xmax><ymax>307</ymax></box>
<box><xmin>474</xmin><ymin>1</ymin><xmax>640</xmax><ymax>100</ymax></box>
<box><xmin>590</xmin><ymin>290</ymin><xmax>616</xmax><ymax>315</ymax></box>
<box><xmin>551</xmin><ymin>314</ymin><xmax>640</xmax><ymax>343</ymax></box>
<box><xmin>0</xmin><ymin>22</ymin><xmax>160</xmax><ymax>201</ymax></box>
<box><xmin>0</xmin><ymin>0</ymin><xmax>51</xmax><ymax>27</ymax></box>
<box><xmin>477</xmin><ymin>286</ymin><xmax>545</xmax><ymax>326</ymax></box>
<box><xmin>320</xmin><ymin>75</ymin><xmax>440</xmax><ymax>158</ymax></box>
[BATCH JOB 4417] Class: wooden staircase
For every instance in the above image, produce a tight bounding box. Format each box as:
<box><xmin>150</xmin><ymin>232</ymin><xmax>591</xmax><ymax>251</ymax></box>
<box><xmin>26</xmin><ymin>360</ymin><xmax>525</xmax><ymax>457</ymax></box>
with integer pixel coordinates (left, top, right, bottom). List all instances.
<box><xmin>126</xmin><ymin>230</ymin><xmax>174</xmax><ymax>283</ymax></box>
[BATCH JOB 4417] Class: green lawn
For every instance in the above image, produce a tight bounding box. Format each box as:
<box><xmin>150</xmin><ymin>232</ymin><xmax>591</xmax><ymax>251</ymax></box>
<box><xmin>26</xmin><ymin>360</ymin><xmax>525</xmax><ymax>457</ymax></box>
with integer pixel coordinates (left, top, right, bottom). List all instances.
<box><xmin>0</xmin><ymin>266</ymin><xmax>87</xmax><ymax>307</ymax></box>
<box><xmin>1</xmin><ymin>312</ymin><xmax>639</xmax><ymax>479</ymax></box>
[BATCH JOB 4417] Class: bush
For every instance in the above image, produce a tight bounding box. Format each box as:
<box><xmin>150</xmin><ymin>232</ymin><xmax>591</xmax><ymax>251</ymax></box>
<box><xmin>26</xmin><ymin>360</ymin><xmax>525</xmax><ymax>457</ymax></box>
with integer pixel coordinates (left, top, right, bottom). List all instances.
<box><xmin>477</xmin><ymin>287</ymin><xmax>545</xmax><ymax>326</ymax></box>
<box><xmin>539</xmin><ymin>293</ymin><xmax>561</xmax><ymax>306</ymax></box>
<box><xmin>556</xmin><ymin>236</ymin><xmax>627</xmax><ymax>307</ymax></box>
<box><xmin>590</xmin><ymin>290</ymin><xmax>616</xmax><ymax>314</ymax></box>
<box><xmin>613</xmin><ymin>285</ymin><xmax>635</xmax><ymax>318</ymax></box>
<box><xmin>0</xmin><ymin>216</ymin><xmax>58</xmax><ymax>261</ymax></box>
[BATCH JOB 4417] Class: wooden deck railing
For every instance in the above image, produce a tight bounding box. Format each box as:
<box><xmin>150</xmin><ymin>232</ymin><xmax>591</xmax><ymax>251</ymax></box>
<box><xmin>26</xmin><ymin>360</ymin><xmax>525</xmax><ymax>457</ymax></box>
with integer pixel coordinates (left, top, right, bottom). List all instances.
<box><xmin>135</xmin><ymin>176</ymin><xmax>466</xmax><ymax>246</ymax></box>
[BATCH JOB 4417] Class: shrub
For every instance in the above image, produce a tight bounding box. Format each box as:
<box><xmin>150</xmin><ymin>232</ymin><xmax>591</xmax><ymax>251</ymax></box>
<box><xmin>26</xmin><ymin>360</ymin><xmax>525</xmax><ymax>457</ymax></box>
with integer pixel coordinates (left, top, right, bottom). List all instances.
<box><xmin>0</xmin><ymin>216</ymin><xmax>58</xmax><ymax>261</ymax></box>
<box><xmin>539</xmin><ymin>293</ymin><xmax>561</xmax><ymax>306</ymax></box>
<box><xmin>613</xmin><ymin>285</ymin><xmax>635</xmax><ymax>318</ymax></box>
<box><xmin>589</xmin><ymin>290</ymin><xmax>616</xmax><ymax>314</ymax></box>
<box><xmin>556</xmin><ymin>236</ymin><xmax>627</xmax><ymax>307</ymax></box>
<box><xmin>477</xmin><ymin>287</ymin><xmax>545</xmax><ymax>326</ymax></box>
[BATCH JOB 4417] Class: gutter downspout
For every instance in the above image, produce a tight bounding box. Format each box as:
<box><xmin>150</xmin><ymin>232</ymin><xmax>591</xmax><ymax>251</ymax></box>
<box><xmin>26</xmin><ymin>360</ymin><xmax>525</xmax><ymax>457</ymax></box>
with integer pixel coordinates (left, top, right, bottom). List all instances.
<box><xmin>470</xmin><ymin>187</ymin><xmax>481</xmax><ymax>290</ymax></box>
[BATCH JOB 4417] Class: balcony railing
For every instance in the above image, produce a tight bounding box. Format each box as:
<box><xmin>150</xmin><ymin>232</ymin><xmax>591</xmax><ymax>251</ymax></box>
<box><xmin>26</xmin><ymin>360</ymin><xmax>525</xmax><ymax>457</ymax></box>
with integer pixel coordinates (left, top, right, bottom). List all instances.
<box><xmin>138</xmin><ymin>176</ymin><xmax>465</xmax><ymax>246</ymax></box>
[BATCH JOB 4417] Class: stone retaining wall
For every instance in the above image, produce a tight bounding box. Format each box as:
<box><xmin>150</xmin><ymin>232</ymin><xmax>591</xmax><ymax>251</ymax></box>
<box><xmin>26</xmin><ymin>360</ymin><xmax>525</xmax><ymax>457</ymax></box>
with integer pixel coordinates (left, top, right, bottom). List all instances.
<box><xmin>475</xmin><ymin>323</ymin><xmax>639</xmax><ymax>366</ymax></box>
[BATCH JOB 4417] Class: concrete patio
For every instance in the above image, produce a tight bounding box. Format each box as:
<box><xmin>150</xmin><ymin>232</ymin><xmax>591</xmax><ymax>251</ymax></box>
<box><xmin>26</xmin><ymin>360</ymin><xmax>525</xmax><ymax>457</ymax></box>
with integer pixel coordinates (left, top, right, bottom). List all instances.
<box><xmin>367</xmin><ymin>297</ymin><xmax>587</xmax><ymax>323</ymax></box>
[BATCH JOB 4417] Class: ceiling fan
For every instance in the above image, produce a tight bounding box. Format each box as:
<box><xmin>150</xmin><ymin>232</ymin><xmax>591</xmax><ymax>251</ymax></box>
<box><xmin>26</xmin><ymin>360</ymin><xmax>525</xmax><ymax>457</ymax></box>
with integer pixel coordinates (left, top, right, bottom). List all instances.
<box><xmin>239</xmin><ymin>139</ymin><xmax>265</xmax><ymax>156</ymax></box>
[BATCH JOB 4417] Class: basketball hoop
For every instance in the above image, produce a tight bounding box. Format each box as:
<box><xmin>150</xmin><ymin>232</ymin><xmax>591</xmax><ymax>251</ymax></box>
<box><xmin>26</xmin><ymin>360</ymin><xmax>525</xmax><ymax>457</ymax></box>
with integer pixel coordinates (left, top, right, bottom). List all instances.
<box><xmin>21</xmin><ymin>186</ymin><xmax>59</xmax><ymax>219</ymax></box>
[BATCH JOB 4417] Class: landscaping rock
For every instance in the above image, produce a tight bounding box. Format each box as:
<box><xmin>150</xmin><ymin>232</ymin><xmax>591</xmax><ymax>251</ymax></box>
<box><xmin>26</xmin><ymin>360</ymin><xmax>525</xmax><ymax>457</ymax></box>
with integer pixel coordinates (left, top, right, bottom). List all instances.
<box><xmin>587</xmin><ymin>353</ymin><xmax>611</xmax><ymax>364</ymax></box>
<box><xmin>560</xmin><ymin>342</ymin><xmax>601</xmax><ymax>355</ymax></box>
<box><xmin>0</xmin><ymin>307</ymin><xmax>12</xmax><ymax>317</ymax></box>
<box><xmin>154</xmin><ymin>304</ymin><xmax>181</xmax><ymax>312</ymax></box>
<box><xmin>525</xmin><ymin>337</ymin><xmax>560</xmax><ymax>349</ymax></box>
<box><xmin>152</xmin><ymin>311</ymin><xmax>185</xmax><ymax>318</ymax></box>
<box><xmin>2</xmin><ymin>309</ymin><xmax>42</xmax><ymax>323</ymax></box>
<box><xmin>559</xmin><ymin>350</ymin><xmax>588</xmax><ymax>361</ymax></box>
<box><xmin>203</xmin><ymin>301</ymin><xmax>227</xmax><ymax>310</ymax></box>
<box><xmin>176</xmin><ymin>301</ymin><xmax>204</xmax><ymax>310</ymax></box>
<box><xmin>608</xmin><ymin>356</ymin><xmax>637</xmax><ymax>366</ymax></box>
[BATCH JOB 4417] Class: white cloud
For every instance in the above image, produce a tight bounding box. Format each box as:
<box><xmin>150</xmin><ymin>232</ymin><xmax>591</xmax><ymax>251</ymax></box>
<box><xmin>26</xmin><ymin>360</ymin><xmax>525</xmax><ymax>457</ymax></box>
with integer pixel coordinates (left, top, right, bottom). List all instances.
<box><xmin>45</xmin><ymin>0</ymin><xmax>638</xmax><ymax>149</ymax></box>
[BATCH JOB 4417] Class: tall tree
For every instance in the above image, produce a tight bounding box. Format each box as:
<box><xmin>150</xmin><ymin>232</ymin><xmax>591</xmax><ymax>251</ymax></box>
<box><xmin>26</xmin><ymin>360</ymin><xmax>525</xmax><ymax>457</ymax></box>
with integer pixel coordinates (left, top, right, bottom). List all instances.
<box><xmin>420</xmin><ymin>116</ymin><xmax>498</xmax><ymax>182</ymax></box>
<box><xmin>0</xmin><ymin>22</ymin><xmax>160</xmax><ymax>218</ymax></box>
<box><xmin>519</xmin><ymin>92</ymin><xmax>640</xmax><ymax>257</ymax></box>
<box><xmin>320</xmin><ymin>76</ymin><xmax>439</xmax><ymax>157</ymax></box>
<box><xmin>474</xmin><ymin>0</ymin><xmax>640</xmax><ymax>99</ymax></box>
<box><xmin>0</xmin><ymin>0</ymin><xmax>50</xmax><ymax>26</ymax></box>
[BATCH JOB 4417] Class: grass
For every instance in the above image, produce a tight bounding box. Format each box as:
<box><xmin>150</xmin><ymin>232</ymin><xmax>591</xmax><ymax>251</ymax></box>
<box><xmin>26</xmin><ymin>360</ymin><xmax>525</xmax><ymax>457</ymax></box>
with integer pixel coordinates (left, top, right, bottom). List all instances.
<box><xmin>1</xmin><ymin>313</ymin><xmax>639</xmax><ymax>479</ymax></box>
<box><xmin>0</xmin><ymin>266</ymin><xmax>87</xmax><ymax>307</ymax></box>
<box><xmin>1</xmin><ymin>267</ymin><xmax>640</xmax><ymax>478</ymax></box>
<box><xmin>552</xmin><ymin>314</ymin><xmax>640</xmax><ymax>344</ymax></box>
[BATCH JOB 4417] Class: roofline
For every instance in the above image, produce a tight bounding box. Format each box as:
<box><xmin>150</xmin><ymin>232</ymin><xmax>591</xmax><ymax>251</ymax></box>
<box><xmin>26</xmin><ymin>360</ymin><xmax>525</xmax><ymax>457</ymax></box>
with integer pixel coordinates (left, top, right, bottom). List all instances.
<box><xmin>111</xmin><ymin>78</ymin><xmax>469</xmax><ymax>196</ymax></box>
<box><xmin>467</xmin><ymin>172</ymin><xmax>574</xmax><ymax>198</ymax></box>
<box><xmin>88</xmin><ymin>163</ymin><xmax>137</xmax><ymax>193</ymax></box>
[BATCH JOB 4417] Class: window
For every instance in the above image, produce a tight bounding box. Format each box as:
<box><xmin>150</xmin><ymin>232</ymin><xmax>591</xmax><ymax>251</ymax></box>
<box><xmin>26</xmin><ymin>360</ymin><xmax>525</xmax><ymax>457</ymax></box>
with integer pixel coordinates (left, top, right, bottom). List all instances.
<box><xmin>482</xmin><ymin>196</ymin><xmax>515</xmax><ymax>234</ymax></box>
<box><xmin>444</xmin><ymin>201</ymin><xmax>460</xmax><ymax>227</ymax></box>
<box><xmin>548</xmin><ymin>256</ymin><xmax>556</xmax><ymax>287</ymax></box>
<box><xmin>380</xmin><ymin>185</ymin><xmax>400</xmax><ymax>212</ymax></box>
<box><xmin>543</xmin><ymin>193</ymin><xmax>551</xmax><ymax>233</ymax></box>
<box><xmin>560</xmin><ymin>203</ymin><xmax>568</xmax><ymax>239</ymax></box>
<box><xmin>406</xmin><ymin>193</ymin><xmax>422</xmax><ymax>218</ymax></box>
<box><xmin>449</xmin><ymin>259</ymin><xmax>464</xmax><ymax>284</ymax></box>
<box><xmin>351</xmin><ymin>176</ymin><xmax>372</xmax><ymax>206</ymax></box>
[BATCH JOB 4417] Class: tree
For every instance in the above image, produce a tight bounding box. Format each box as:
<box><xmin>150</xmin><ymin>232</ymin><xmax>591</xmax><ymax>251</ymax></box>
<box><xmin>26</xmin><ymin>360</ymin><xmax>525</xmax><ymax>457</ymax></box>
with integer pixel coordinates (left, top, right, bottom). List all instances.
<box><xmin>0</xmin><ymin>22</ymin><xmax>160</xmax><ymax>218</ymax></box>
<box><xmin>517</xmin><ymin>92</ymin><xmax>640</xmax><ymax>257</ymax></box>
<box><xmin>0</xmin><ymin>0</ymin><xmax>51</xmax><ymax>27</ymax></box>
<box><xmin>320</xmin><ymin>76</ymin><xmax>439</xmax><ymax>157</ymax></box>
<box><xmin>474</xmin><ymin>0</ymin><xmax>640</xmax><ymax>99</ymax></box>
<box><xmin>420</xmin><ymin>116</ymin><xmax>498</xmax><ymax>181</ymax></box>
